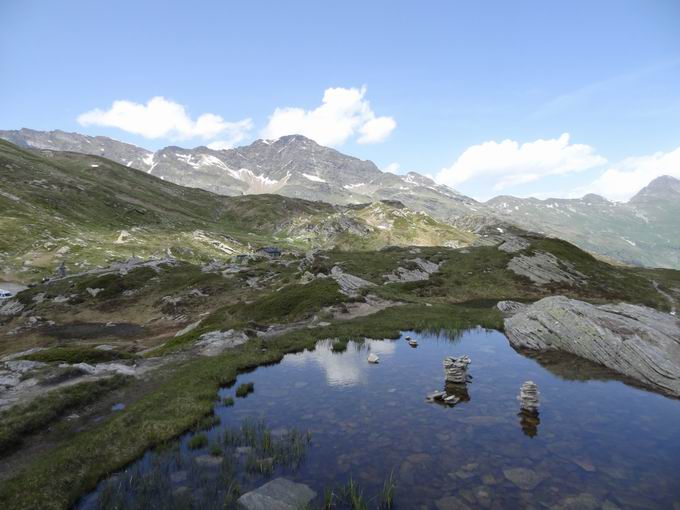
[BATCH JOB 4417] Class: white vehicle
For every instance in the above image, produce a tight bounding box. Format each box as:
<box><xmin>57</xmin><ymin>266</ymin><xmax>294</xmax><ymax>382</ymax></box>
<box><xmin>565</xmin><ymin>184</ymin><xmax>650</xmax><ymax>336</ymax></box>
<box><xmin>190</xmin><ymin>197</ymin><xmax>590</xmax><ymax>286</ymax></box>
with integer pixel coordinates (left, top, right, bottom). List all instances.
<box><xmin>0</xmin><ymin>289</ymin><xmax>13</xmax><ymax>299</ymax></box>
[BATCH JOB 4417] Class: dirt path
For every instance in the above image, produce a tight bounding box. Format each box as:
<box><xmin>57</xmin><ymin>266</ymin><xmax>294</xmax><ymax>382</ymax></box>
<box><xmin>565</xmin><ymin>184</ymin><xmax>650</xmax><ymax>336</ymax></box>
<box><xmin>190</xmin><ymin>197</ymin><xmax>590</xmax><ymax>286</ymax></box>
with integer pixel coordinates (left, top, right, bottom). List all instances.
<box><xmin>653</xmin><ymin>280</ymin><xmax>677</xmax><ymax>315</ymax></box>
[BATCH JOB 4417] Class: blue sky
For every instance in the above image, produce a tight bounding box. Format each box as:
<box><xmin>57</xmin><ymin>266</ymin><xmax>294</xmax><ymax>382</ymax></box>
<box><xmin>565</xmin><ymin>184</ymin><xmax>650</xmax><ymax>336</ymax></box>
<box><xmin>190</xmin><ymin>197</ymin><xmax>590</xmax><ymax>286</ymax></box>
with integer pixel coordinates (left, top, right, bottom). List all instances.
<box><xmin>2</xmin><ymin>0</ymin><xmax>679</xmax><ymax>201</ymax></box>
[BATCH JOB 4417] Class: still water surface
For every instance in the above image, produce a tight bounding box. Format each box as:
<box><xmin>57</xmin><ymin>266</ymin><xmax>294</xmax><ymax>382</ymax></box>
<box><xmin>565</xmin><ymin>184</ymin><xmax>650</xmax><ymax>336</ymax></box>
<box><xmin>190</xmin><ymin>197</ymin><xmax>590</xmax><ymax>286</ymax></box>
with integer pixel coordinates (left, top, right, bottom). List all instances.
<box><xmin>79</xmin><ymin>328</ymin><xmax>680</xmax><ymax>509</ymax></box>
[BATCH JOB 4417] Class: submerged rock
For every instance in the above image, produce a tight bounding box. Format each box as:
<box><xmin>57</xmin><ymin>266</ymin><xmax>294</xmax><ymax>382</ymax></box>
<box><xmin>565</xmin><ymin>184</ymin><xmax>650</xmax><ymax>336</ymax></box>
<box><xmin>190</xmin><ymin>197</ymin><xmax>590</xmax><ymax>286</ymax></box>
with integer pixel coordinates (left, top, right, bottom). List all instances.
<box><xmin>505</xmin><ymin>296</ymin><xmax>680</xmax><ymax>397</ymax></box>
<box><xmin>502</xmin><ymin>467</ymin><xmax>547</xmax><ymax>491</ymax></box>
<box><xmin>237</xmin><ymin>477</ymin><xmax>316</xmax><ymax>510</ymax></box>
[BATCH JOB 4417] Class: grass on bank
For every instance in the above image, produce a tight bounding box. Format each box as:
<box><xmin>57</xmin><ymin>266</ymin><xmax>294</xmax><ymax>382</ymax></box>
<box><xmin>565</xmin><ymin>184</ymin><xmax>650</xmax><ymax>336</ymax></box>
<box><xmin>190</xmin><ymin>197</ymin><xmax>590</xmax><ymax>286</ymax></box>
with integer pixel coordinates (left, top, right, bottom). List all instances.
<box><xmin>0</xmin><ymin>376</ymin><xmax>128</xmax><ymax>455</ymax></box>
<box><xmin>0</xmin><ymin>303</ymin><xmax>501</xmax><ymax>509</ymax></box>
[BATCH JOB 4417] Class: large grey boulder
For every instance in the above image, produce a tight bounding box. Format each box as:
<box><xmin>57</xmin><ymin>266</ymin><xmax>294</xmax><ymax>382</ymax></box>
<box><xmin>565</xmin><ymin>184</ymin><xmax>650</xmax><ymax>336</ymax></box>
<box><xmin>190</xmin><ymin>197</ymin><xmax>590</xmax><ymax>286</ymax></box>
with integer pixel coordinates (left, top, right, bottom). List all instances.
<box><xmin>237</xmin><ymin>477</ymin><xmax>316</xmax><ymax>510</ymax></box>
<box><xmin>505</xmin><ymin>296</ymin><xmax>680</xmax><ymax>397</ymax></box>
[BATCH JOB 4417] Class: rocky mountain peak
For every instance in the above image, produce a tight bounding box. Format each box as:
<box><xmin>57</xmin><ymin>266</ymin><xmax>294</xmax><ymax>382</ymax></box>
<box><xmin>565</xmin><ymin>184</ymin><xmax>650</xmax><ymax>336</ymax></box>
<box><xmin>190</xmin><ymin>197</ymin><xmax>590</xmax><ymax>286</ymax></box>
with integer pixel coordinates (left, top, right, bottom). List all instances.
<box><xmin>582</xmin><ymin>193</ymin><xmax>608</xmax><ymax>203</ymax></box>
<box><xmin>629</xmin><ymin>175</ymin><xmax>680</xmax><ymax>204</ymax></box>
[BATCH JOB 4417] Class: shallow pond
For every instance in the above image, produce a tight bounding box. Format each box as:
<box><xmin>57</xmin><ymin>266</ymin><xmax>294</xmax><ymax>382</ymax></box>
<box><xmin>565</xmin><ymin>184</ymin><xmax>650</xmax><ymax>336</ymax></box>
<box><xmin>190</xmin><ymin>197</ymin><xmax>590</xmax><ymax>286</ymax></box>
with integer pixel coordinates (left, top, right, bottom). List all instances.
<box><xmin>78</xmin><ymin>328</ymin><xmax>680</xmax><ymax>509</ymax></box>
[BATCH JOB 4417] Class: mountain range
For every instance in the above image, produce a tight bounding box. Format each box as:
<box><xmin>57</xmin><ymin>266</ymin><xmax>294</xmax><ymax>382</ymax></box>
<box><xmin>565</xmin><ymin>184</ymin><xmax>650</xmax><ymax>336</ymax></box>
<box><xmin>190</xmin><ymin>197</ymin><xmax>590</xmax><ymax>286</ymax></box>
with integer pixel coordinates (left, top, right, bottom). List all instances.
<box><xmin>2</xmin><ymin>128</ymin><xmax>679</xmax><ymax>269</ymax></box>
<box><xmin>0</xmin><ymin>139</ymin><xmax>475</xmax><ymax>281</ymax></box>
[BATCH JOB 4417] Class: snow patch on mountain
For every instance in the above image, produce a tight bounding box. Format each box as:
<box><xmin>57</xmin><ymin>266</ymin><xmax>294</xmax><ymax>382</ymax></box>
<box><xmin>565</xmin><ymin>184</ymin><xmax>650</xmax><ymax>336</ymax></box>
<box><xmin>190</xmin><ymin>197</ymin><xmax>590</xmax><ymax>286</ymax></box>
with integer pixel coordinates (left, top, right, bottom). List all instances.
<box><xmin>302</xmin><ymin>173</ymin><xmax>326</xmax><ymax>183</ymax></box>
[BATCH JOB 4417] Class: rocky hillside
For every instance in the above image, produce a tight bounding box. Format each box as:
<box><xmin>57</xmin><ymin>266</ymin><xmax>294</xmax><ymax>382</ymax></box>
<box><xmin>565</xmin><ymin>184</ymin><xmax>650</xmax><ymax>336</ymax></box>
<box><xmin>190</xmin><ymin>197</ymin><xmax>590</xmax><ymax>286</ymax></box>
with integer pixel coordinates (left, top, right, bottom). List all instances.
<box><xmin>486</xmin><ymin>176</ymin><xmax>680</xmax><ymax>269</ymax></box>
<box><xmin>0</xmin><ymin>129</ymin><xmax>481</xmax><ymax>222</ymax></box>
<box><xmin>3</xmin><ymin>128</ymin><xmax>679</xmax><ymax>269</ymax></box>
<box><xmin>0</xmin><ymin>140</ymin><xmax>475</xmax><ymax>281</ymax></box>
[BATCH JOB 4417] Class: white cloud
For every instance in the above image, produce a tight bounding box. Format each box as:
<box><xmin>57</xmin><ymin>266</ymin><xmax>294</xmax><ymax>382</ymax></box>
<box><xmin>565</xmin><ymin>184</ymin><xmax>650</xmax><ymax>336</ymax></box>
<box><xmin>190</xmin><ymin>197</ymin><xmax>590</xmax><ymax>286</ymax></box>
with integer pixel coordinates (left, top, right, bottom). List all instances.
<box><xmin>203</xmin><ymin>120</ymin><xmax>254</xmax><ymax>150</ymax></box>
<box><xmin>77</xmin><ymin>96</ymin><xmax>253</xmax><ymax>142</ymax></box>
<box><xmin>358</xmin><ymin>116</ymin><xmax>397</xmax><ymax>144</ymax></box>
<box><xmin>384</xmin><ymin>162</ymin><xmax>400</xmax><ymax>174</ymax></box>
<box><xmin>260</xmin><ymin>86</ymin><xmax>396</xmax><ymax>146</ymax></box>
<box><xmin>578</xmin><ymin>145</ymin><xmax>680</xmax><ymax>201</ymax></box>
<box><xmin>436</xmin><ymin>133</ymin><xmax>606</xmax><ymax>191</ymax></box>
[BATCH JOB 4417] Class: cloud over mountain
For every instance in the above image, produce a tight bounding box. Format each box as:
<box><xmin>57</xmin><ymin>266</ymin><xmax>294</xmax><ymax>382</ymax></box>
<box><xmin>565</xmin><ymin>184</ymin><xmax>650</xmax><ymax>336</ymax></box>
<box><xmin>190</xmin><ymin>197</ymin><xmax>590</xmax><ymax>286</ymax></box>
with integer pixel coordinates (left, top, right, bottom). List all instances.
<box><xmin>77</xmin><ymin>96</ymin><xmax>253</xmax><ymax>147</ymax></box>
<box><xmin>436</xmin><ymin>133</ymin><xmax>606</xmax><ymax>192</ymax></box>
<box><xmin>260</xmin><ymin>86</ymin><xmax>396</xmax><ymax>146</ymax></box>
<box><xmin>579</xmin><ymin>145</ymin><xmax>680</xmax><ymax>201</ymax></box>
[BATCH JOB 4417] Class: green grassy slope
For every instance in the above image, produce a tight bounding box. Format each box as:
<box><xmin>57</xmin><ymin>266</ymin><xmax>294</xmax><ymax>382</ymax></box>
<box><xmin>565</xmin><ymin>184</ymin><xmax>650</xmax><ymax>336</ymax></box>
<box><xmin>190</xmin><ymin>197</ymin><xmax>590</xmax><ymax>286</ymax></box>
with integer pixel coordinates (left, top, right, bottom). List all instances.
<box><xmin>0</xmin><ymin>141</ymin><xmax>476</xmax><ymax>281</ymax></box>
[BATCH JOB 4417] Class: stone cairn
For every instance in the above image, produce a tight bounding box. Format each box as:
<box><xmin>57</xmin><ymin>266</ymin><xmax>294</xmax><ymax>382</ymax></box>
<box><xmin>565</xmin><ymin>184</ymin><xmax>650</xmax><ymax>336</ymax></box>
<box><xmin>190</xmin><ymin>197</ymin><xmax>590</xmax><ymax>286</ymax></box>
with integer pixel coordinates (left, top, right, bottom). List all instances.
<box><xmin>517</xmin><ymin>381</ymin><xmax>539</xmax><ymax>412</ymax></box>
<box><xmin>517</xmin><ymin>381</ymin><xmax>540</xmax><ymax>437</ymax></box>
<box><xmin>427</xmin><ymin>355</ymin><xmax>472</xmax><ymax>406</ymax></box>
<box><xmin>444</xmin><ymin>355</ymin><xmax>472</xmax><ymax>384</ymax></box>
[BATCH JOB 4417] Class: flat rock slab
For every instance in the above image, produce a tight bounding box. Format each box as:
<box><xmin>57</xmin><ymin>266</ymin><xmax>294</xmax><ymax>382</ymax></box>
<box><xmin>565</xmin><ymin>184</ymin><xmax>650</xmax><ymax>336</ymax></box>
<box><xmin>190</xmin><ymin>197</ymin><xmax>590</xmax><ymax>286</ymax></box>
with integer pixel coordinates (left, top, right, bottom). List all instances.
<box><xmin>237</xmin><ymin>478</ymin><xmax>316</xmax><ymax>510</ymax></box>
<box><xmin>196</xmin><ymin>329</ymin><xmax>248</xmax><ymax>356</ymax></box>
<box><xmin>503</xmin><ymin>467</ymin><xmax>547</xmax><ymax>491</ymax></box>
<box><xmin>505</xmin><ymin>296</ymin><xmax>680</xmax><ymax>397</ymax></box>
<box><xmin>330</xmin><ymin>266</ymin><xmax>375</xmax><ymax>296</ymax></box>
<box><xmin>507</xmin><ymin>251</ymin><xmax>585</xmax><ymax>286</ymax></box>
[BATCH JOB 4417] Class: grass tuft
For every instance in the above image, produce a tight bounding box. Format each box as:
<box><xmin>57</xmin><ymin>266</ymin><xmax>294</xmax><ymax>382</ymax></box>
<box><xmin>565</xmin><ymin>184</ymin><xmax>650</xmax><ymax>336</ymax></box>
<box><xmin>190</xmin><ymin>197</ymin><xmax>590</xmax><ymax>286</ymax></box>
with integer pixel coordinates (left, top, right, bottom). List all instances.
<box><xmin>187</xmin><ymin>433</ymin><xmax>208</xmax><ymax>450</ymax></box>
<box><xmin>235</xmin><ymin>382</ymin><xmax>254</xmax><ymax>398</ymax></box>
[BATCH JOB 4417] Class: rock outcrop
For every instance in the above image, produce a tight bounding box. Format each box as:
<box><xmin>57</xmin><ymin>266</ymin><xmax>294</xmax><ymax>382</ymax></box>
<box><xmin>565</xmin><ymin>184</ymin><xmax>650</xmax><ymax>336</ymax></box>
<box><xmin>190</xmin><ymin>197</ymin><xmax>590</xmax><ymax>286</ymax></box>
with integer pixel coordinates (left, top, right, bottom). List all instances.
<box><xmin>329</xmin><ymin>266</ymin><xmax>375</xmax><ymax>296</ymax></box>
<box><xmin>497</xmin><ymin>235</ymin><xmax>530</xmax><ymax>253</ymax></box>
<box><xmin>383</xmin><ymin>258</ymin><xmax>441</xmax><ymax>283</ymax></box>
<box><xmin>507</xmin><ymin>252</ymin><xmax>586</xmax><ymax>286</ymax></box>
<box><xmin>0</xmin><ymin>299</ymin><xmax>24</xmax><ymax>317</ymax></box>
<box><xmin>505</xmin><ymin>296</ymin><xmax>680</xmax><ymax>397</ymax></box>
<box><xmin>196</xmin><ymin>330</ymin><xmax>248</xmax><ymax>356</ymax></box>
<box><xmin>496</xmin><ymin>300</ymin><xmax>526</xmax><ymax>317</ymax></box>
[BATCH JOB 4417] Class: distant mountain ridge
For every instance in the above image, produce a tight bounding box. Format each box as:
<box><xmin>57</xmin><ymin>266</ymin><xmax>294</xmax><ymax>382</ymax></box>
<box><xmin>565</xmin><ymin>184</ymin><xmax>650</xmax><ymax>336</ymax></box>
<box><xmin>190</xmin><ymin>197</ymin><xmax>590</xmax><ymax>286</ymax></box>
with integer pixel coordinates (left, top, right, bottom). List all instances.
<box><xmin>2</xmin><ymin>128</ymin><xmax>679</xmax><ymax>269</ymax></box>
<box><xmin>0</xmin><ymin>129</ymin><xmax>480</xmax><ymax>222</ymax></box>
<box><xmin>486</xmin><ymin>176</ymin><xmax>680</xmax><ymax>268</ymax></box>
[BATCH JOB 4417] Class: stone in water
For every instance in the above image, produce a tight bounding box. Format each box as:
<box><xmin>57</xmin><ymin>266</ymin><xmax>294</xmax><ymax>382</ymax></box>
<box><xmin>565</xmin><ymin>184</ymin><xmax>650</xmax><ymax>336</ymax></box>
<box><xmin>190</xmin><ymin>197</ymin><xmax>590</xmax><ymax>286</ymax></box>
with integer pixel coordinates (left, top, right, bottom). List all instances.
<box><xmin>443</xmin><ymin>355</ymin><xmax>471</xmax><ymax>383</ymax></box>
<box><xmin>518</xmin><ymin>381</ymin><xmax>540</xmax><ymax>412</ymax></box>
